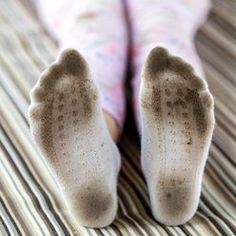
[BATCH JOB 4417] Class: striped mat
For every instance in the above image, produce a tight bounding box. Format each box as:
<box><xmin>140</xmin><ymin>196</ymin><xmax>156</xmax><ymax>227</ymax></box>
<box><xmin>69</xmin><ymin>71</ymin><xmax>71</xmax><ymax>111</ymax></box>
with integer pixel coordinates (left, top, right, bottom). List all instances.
<box><xmin>0</xmin><ymin>0</ymin><xmax>235</xmax><ymax>235</ymax></box>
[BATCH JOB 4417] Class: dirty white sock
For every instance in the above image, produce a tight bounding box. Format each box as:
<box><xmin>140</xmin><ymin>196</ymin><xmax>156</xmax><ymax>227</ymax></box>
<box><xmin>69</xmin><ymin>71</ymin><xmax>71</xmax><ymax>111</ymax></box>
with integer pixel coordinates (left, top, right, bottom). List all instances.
<box><xmin>140</xmin><ymin>47</ymin><xmax>215</xmax><ymax>225</ymax></box>
<box><xmin>28</xmin><ymin>49</ymin><xmax>121</xmax><ymax>228</ymax></box>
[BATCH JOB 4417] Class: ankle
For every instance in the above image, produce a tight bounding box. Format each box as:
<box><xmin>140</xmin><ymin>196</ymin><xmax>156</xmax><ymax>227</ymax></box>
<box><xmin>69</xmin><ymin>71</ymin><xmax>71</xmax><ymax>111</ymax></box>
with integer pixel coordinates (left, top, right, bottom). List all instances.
<box><xmin>103</xmin><ymin>111</ymin><xmax>120</xmax><ymax>143</ymax></box>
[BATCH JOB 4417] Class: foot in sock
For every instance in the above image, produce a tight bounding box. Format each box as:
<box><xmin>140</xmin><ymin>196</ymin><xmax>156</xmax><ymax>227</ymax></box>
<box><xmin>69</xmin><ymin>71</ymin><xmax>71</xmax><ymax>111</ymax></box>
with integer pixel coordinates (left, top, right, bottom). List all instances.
<box><xmin>140</xmin><ymin>47</ymin><xmax>215</xmax><ymax>225</ymax></box>
<box><xmin>28</xmin><ymin>49</ymin><xmax>121</xmax><ymax>228</ymax></box>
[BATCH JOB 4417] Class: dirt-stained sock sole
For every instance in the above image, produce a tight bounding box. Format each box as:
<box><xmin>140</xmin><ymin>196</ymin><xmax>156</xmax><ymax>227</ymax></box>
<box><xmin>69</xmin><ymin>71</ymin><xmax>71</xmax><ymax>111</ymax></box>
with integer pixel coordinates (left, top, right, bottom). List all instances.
<box><xmin>140</xmin><ymin>47</ymin><xmax>215</xmax><ymax>226</ymax></box>
<box><xmin>28</xmin><ymin>49</ymin><xmax>121</xmax><ymax>228</ymax></box>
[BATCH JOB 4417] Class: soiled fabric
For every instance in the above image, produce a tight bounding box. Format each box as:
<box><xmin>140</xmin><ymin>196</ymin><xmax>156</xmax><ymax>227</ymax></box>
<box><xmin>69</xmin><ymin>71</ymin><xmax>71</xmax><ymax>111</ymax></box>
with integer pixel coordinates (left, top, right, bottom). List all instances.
<box><xmin>0</xmin><ymin>0</ymin><xmax>235</xmax><ymax>235</ymax></box>
<box><xmin>35</xmin><ymin>0</ymin><xmax>210</xmax><ymax>129</ymax></box>
<box><xmin>127</xmin><ymin>0</ymin><xmax>211</xmax><ymax>129</ymax></box>
<box><xmin>36</xmin><ymin>0</ymin><xmax>128</xmax><ymax>128</ymax></box>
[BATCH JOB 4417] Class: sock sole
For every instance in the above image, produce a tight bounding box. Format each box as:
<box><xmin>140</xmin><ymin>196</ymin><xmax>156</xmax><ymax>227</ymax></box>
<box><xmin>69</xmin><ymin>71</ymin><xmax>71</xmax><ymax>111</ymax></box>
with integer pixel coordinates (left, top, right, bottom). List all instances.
<box><xmin>140</xmin><ymin>47</ymin><xmax>215</xmax><ymax>225</ymax></box>
<box><xmin>28</xmin><ymin>49</ymin><xmax>119</xmax><ymax>227</ymax></box>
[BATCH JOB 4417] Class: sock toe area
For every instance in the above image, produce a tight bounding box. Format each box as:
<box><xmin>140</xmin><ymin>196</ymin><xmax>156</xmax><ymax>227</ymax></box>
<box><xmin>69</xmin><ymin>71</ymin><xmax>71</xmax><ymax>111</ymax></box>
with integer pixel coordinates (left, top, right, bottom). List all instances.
<box><xmin>144</xmin><ymin>47</ymin><xmax>170</xmax><ymax>75</ymax></box>
<box><xmin>58</xmin><ymin>48</ymin><xmax>90</xmax><ymax>77</ymax></box>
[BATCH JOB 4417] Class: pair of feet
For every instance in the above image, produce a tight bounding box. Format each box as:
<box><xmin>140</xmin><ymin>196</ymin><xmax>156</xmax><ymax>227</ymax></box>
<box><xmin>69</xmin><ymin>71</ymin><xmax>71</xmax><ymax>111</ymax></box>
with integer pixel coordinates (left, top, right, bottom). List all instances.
<box><xmin>28</xmin><ymin>47</ymin><xmax>215</xmax><ymax>228</ymax></box>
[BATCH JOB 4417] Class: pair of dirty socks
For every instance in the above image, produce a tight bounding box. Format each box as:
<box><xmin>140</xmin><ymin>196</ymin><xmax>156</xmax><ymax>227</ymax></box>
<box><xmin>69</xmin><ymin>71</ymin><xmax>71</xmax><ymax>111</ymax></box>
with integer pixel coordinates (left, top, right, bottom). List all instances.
<box><xmin>28</xmin><ymin>47</ymin><xmax>214</xmax><ymax>228</ymax></box>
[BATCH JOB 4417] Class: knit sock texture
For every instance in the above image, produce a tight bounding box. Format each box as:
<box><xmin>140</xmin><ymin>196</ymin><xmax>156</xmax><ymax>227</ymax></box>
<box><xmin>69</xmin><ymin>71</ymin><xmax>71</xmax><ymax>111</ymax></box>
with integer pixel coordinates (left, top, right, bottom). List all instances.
<box><xmin>140</xmin><ymin>47</ymin><xmax>215</xmax><ymax>225</ymax></box>
<box><xmin>28</xmin><ymin>49</ymin><xmax>121</xmax><ymax>228</ymax></box>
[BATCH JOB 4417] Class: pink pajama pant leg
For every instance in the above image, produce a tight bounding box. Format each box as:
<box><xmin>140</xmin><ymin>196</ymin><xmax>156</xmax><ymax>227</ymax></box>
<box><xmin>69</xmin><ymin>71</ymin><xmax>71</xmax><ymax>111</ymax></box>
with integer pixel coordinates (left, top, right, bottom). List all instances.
<box><xmin>127</xmin><ymin>0</ymin><xmax>211</xmax><ymax>131</ymax></box>
<box><xmin>36</xmin><ymin>0</ymin><xmax>128</xmax><ymax>128</ymax></box>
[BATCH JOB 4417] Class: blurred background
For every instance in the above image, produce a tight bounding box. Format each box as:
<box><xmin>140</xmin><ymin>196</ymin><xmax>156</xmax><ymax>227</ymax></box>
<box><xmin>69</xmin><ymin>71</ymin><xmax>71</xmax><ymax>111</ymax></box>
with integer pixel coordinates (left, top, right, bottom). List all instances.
<box><xmin>0</xmin><ymin>0</ymin><xmax>235</xmax><ymax>235</ymax></box>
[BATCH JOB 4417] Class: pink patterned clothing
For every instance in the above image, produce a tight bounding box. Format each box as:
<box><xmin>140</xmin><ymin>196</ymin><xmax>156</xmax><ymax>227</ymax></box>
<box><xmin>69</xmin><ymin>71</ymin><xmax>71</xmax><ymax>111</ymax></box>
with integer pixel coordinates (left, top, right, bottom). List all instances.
<box><xmin>36</xmin><ymin>0</ymin><xmax>210</xmax><ymax>130</ymax></box>
<box><xmin>36</xmin><ymin>0</ymin><xmax>128</xmax><ymax>128</ymax></box>
<box><xmin>127</xmin><ymin>0</ymin><xmax>211</xmax><ymax>130</ymax></box>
